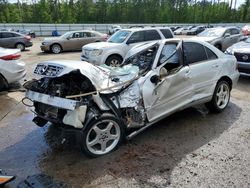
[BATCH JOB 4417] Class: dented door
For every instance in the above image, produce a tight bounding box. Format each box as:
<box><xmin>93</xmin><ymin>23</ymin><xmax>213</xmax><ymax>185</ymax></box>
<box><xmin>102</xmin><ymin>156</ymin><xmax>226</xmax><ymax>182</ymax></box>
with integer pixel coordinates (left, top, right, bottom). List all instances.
<box><xmin>142</xmin><ymin>66</ymin><xmax>193</xmax><ymax>122</ymax></box>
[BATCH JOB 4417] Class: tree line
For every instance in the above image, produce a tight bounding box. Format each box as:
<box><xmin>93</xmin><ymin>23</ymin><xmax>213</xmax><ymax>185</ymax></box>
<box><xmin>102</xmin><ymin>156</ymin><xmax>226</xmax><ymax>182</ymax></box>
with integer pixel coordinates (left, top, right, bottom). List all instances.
<box><xmin>0</xmin><ymin>0</ymin><xmax>249</xmax><ymax>24</ymax></box>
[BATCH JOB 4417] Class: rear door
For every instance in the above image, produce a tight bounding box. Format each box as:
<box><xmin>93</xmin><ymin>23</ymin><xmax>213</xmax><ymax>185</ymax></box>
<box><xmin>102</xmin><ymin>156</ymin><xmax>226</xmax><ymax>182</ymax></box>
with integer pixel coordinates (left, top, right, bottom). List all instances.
<box><xmin>63</xmin><ymin>32</ymin><xmax>82</xmax><ymax>51</ymax></box>
<box><xmin>0</xmin><ymin>32</ymin><xmax>16</xmax><ymax>48</ymax></box>
<box><xmin>79</xmin><ymin>32</ymin><xmax>96</xmax><ymax>47</ymax></box>
<box><xmin>183</xmin><ymin>42</ymin><xmax>221</xmax><ymax>100</ymax></box>
<box><xmin>230</xmin><ymin>28</ymin><xmax>241</xmax><ymax>44</ymax></box>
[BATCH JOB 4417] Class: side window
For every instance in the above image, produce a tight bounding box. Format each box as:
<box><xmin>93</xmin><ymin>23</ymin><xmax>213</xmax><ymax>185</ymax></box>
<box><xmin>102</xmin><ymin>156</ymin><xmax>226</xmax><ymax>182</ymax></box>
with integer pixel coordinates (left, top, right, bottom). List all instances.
<box><xmin>1</xmin><ymin>32</ymin><xmax>14</xmax><ymax>38</ymax></box>
<box><xmin>183</xmin><ymin>42</ymin><xmax>207</xmax><ymax>64</ymax></box>
<box><xmin>72</xmin><ymin>32</ymin><xmax>80</xmax><ymax>38</ymax></box>
<box><xmin>144</xmin><ymin>30</ymin><xmax>161</xmax><ymax>41</ymax></box>
<box><xmin>204</xmin><ymin>46</ymin><xmax>218</xmax><ymax>60</ymax></box>
<box><xmin>128</xmin><ymin>31</ymin><xmax>144</xmax><ymax>43</ymax></box>
<box><xmin>224</xmin><ymin>29</ymin><xmax>231</xmax><ymax>36</ymax></box>
<box><xmin>90</xmin><ymin>32</ymin><xmax>96</xmax><ymax>37</ymax></box>
<box><xmin>160</xmin><ymin>29</ymin><xmax>173</xmax><ymax>38</ymax></box>
<box><xmin>231</xmin><ymin>29</ymin><xmax>239</xmax><ymax>35</ymax></box>
<box><xmin>159</xmin><ymin>43</ymin><xmax>178</xmax><ymax>65</ymax></box>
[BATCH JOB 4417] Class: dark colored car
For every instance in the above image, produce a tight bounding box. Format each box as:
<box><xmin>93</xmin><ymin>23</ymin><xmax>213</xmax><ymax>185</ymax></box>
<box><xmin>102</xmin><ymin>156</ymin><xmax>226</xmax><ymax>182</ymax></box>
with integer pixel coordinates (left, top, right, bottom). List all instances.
<box><xmin>18</xmin><ymin>29</ymin><xmax>36</xmax><ymax>38</ymax></box>
<box><xmin>187</xmin><ymin>26</ymin><xmax>205</xmax><ymax>35</ymax></box>
<box><xmin>0</xmin><ymin>31</ymin><xmax>33</xmax><ymax>51</ymax></box>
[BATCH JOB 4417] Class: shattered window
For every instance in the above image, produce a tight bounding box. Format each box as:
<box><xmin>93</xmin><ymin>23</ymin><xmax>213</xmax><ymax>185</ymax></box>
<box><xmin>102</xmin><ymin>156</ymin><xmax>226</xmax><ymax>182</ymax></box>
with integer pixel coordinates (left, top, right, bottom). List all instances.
<box><xmin>159</xmin><ymin>43</ymin><xmax>179</xmax><ymax>65</ymax></box>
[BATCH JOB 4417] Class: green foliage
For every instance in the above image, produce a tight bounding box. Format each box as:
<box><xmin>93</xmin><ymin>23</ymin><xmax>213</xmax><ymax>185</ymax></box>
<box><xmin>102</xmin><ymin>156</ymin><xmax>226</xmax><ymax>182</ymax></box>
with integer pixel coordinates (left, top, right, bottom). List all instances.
<box><xmin>0</xmin><ymin>0</ymin><xmax>249</xmax><ymax>23</ymax></box>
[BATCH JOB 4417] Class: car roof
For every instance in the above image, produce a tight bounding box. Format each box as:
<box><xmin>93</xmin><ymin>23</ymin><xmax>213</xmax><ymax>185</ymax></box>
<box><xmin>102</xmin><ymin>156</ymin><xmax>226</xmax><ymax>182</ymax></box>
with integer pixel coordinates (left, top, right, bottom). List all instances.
<box><xmin>121</xmin><ymin>27</ymin><xmax>171</xmax><ymax>32</ymax></box>
<box><xmin>0</xmin><ymin>31</ymin><xmax>22</xmax><ymax>35</ymax></box>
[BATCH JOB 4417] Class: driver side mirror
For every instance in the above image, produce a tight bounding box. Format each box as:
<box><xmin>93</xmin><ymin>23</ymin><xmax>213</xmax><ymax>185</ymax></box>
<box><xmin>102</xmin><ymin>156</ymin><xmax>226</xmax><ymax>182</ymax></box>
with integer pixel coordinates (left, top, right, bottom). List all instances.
<box><xmin>150</xmin><ymin>75</ymin><xmax>160</xmax><ymax>84</ymax></box>
<box><xmin>224</xmin><ymin>33</ymin><xmax>230</xmax><ymax>38</ymax></box>
<box><xmin>66</xmin><ymin>37</ymin><xmax>70</xmax><ymax>40</ymax></box>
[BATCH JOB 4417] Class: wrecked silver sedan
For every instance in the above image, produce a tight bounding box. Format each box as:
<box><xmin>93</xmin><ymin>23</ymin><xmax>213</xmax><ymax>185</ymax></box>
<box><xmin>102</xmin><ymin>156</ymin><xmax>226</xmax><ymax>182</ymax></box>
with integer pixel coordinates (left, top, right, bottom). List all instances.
<box><xmin>23</xmin><ymin>39</ymin><xmax>239</xmax><ymax>157</ymax></box>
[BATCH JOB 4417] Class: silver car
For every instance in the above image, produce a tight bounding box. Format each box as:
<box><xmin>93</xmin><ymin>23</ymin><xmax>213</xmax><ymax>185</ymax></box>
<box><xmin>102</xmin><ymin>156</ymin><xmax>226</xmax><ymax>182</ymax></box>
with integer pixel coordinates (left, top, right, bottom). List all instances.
<box><xmin>23</xmin><ymin>39</ymin><xmax>239</xmax><ymax>157</ymax></box>
<box><xmin>195</xmin><ymin>27</ymin><xmax>242</xmax><ymax>51</ymax></box>
<box><xmin>225</xmin><ymin>37</ymin><xmax>250</xmax><ymax>75</ymax></box>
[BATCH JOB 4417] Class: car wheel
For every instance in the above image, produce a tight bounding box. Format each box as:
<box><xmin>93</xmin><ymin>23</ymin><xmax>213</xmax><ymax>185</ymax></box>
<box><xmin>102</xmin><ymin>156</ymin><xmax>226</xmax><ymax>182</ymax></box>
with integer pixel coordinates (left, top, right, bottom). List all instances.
<box><xmin>0</xmin><ymin>75</ymin><xmax>7</xmax><ymax>91</ymax></box>
<box><xmin>206</xmin><ymin>80</ymin><xmax>230</xmax><ymax>113</ymax></box>
<box><xmin>105</xmin><ymin>55</ymin><xmax>122</xmax><ymax>67</ymax></box>
<box><xmin>16</xmin><ymin>43</ymin><xmax>25</xmax><ymax>51</ymax></box>
<box><xmin>51</xmin><ymin>44</ymin><xmax>62</xmax><ymax>54</ymax></box>
<box><xmin>81</xmin><ymin>113</ymin><xmax>125</xmax><ymax>157</ymax></box>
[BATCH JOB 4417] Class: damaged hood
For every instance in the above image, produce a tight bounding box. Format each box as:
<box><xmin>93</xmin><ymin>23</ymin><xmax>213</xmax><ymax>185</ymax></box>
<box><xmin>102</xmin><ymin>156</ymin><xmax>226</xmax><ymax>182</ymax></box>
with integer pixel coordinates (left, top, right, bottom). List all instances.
<box><xmin>34</xmin><ymin>60</ymin><xmax>139</xmax><ymax>93</ymax></box>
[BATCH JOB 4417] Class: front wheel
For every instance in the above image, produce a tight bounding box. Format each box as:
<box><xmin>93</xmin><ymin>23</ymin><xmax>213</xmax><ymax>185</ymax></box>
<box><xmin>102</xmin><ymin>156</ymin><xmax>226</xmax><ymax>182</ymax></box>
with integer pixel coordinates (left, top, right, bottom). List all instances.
<box><xmin>51</xmin><ymin>44</ymin><xmax>62</xmax><ymax>54</ymax></box>
<box><xmin>16</xmin><ymin>43</ymin><xmax>25</xmax><ymax>51</ymax></box>
<box><xmin>81</xmin><ymin>113</ymin><xmax>125</xmax><ymax>157</ymax></box>
<box><xmin>206</xmin><ymin>80</ymin><xmax>230</xmax><ymax>113</ymax></box>
<box><xmin>105</xmin><ymin>55</ymin><xmax>122</xmax><ymax>67</ymax></box>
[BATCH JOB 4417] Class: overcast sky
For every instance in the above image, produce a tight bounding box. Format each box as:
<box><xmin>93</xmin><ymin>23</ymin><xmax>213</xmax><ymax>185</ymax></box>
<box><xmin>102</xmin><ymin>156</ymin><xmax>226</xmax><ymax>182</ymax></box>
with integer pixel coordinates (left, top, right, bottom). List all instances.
<box><xmin>8</xmin><ymin>0</ymin><xmax>246</xmax><ymax>9</ymax></box>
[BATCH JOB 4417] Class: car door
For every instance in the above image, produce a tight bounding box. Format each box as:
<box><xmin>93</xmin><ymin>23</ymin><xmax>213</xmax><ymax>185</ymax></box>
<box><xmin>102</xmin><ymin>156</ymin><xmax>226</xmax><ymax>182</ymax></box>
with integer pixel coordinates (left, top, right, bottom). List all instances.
<box><xmin>183</xmin><ymin>42</ymin><xmax>221</xmax><ymax>100</ymax></box>
<box><xmin>63</xmin><ymin>32</ymin><xmax>82</xmax><ymax>51</ymax></box>
<box><xmin>230</xmin><ymin>28</ymin><xmax>241</xmax><ymax>44</ymax></box>
<box><xmin>79</xmin><ymin>32</ymin><xmax>94</xmax><ymax>48</ymax></box>
<box><xmin>222</xmin><ymin>29</ymin><xmax>232</xmax><ymax>50</ymax></box>
<box><xmin>142</xmin><ymin>42</ymin><xmax>193</xmax><ymax>122</ymax></box>
<box><xmin>123</xmin><ymin>30</ymin><xmax>145</xmax><ymax>54</ymax></box>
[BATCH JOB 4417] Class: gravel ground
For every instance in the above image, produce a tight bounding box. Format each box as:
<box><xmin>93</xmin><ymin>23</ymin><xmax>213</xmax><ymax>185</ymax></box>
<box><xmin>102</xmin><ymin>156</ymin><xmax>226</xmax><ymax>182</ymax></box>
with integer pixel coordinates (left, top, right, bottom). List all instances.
<box><xmin>0</xmin><ymin>38</ymin><xmax>250</xmax><ymax>188</ymax></box>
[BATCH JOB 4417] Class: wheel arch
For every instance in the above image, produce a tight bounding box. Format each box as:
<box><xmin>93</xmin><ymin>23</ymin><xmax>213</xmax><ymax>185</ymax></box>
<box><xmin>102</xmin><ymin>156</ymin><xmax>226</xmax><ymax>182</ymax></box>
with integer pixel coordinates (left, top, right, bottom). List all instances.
<box><xmin>105</xmin><ymin>53</ymin><xmax>123</xmax><ymax>64</ymax></box>
<box><xmin>218</xmin><ymin>76</ymin><xmax>232</xmax><ymax>90</ymax></box>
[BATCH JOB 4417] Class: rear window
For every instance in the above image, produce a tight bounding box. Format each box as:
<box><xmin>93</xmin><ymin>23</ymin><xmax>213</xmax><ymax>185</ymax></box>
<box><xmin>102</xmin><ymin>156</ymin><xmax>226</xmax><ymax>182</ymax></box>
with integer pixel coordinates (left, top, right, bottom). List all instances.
<box><xmin>160</xmin><ymin>29</ymin><xmax>173</xmax><ymax>38</ymax></box>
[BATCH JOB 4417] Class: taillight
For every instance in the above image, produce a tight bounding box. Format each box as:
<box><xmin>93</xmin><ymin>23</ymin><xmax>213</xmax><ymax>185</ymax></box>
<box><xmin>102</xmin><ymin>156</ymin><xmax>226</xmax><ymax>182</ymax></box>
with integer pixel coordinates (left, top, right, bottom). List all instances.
<box><xmin>25</xmin><ymin>35</ymin><xmax>31</xmax><ymax>40</ymax></box>
<box><xmin>0</xmin><ymin>53</ymin><xmax>21</xmax><ymax>60</ymax></box>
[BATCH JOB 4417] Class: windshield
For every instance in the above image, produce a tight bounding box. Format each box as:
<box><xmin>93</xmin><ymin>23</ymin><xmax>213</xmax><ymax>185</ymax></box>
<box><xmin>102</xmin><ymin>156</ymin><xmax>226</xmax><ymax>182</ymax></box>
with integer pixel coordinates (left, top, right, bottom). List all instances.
<box><xmin>108</xmin><ymin>30</ymin><xmax>131</xmax><ymax>43</ymax></box>
<box><xmin>60</xmin><ymin>31</ymin><xmax>72</xmax><ymax>39</ymax></box>
<box><xmin>198</xmin><ymin>28</ymin><xmax>225</xmax><ymax>37</ymax></box>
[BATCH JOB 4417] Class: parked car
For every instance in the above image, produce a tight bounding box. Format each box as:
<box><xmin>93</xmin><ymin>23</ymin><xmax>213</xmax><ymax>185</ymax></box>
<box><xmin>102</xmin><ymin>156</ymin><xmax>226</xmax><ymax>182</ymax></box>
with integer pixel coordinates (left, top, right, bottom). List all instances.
<box><xmin>17</xmin><ymin>29</ymin><xmax>36</xmax><ymax>38</ymax></box>
<box><xmin>0</xmin><ymin>47</ymin><xmax>26</xmax><ymax>90</ymax></box>
<box><xmin>108</xmin><ymin>25</ymin><xmax>122</xmax><ymax>35</ymax></box>
<box><xmin>0</xmin><ymin>31</ymin><xmax>33</xmax><ymax>51</ymax></box>
<box><xmin>23</xmin><ymin>38</ymin><xmax>239</xmax><ymax>157</ymax></box>
<box><xmin>187</xmin><ymin>26</ymin><xmax>205</xmax><ymax>35</ymax></box>
<box><xmin>242</xmin><ymin>24</ymin><xmax>250</xmax><ymax>36</ymax></box>
<box><xmin>174</xmin><ymin>27</ymin><xmax>184</xmax><ymax>35</ymax></box>
<box><xmin>181</xmin><ymin>26</ymin><xmax>196</xmax><ymax>35</ymax></box>
<box><xmin>41</xmin><ymin>30</ymin><xmax>108</xmax><ymax>54</ymax></box>
<box><xmin>195</xmin><ymin>27</ymin><xmax>242</xmax><ymax>51</ymax></box>
<box><xmin>81</xmin><ymin>27</ymin><xmax>174</xmax><ymax>66</ymax></box>
<box><xmin>225</xmin><ymin>37</ymin><xmax>250</xmax><ymax>75</ymax></box>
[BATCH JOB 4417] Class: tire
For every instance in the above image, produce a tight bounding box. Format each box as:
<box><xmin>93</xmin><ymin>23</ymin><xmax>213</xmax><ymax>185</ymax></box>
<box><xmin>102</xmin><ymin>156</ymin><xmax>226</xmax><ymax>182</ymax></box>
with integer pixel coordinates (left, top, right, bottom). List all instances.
<box><xmin>51</xmin><ymin>44</ymin><xmax>62</xmax><ymax>54</ymax></box>
<box><xmin>215</xmin><ymin>44</ymin><xmax>222</xmax><ymax>51</ymax></box>
<box><xmin>105</xmin><ymin>55</ymin><xmax>122</xmax><ymax>67</ymax></box>
<box><xmin>0</xmin><ymin>75</ymin><xmax>7</xmax><ymax>91</ymax></box>
<box><xmin>16</xmin><ymin>43</ymin><xmax>25</xmax><ymax>51</ymax></box>
<box><xmin>206</xmin><ymin>80</ymin><xmax>230</xmax><ymax>113</ymax></box>
<box><xmin>81</xmin><ymin>113</ymin><xmax>125</xmax><ymax>157</ymax></box>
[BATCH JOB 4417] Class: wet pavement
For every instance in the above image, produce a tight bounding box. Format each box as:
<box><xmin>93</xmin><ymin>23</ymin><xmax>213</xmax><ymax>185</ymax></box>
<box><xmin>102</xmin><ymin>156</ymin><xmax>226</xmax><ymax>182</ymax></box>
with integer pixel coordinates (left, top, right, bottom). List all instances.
<box><xmin>0</xmin><ymin>38</ymin><xmax>250</xmax><ymax>187</ymax></box>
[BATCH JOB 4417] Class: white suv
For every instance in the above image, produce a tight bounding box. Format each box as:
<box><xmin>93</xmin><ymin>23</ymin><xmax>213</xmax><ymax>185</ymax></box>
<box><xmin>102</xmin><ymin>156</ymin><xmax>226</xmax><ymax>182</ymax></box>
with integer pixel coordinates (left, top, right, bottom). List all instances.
<box><xmin>81</xmin><ymin>27</ymin><xmax>174</xmax><ymax>66</ymax></box>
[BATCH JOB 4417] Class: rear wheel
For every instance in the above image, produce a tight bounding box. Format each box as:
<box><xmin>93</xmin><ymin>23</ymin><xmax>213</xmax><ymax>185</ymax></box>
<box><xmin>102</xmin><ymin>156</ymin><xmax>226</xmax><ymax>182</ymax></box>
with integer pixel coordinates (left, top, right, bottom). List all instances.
<box><xmin>105</xmin><ymin>55</ymin><xmax>122</xmax><ymax>67</ymax></box>
<box><xmin>81</xmin><ymin>113</ymin><xmax>125</xmax><ymax>157</ymax></box>
<box><xmin>206</xmin><ymin>80</ymin><xmax>230</xmax><ymax>113</ymax></box>
<box><xmin>51</xmin><ymin>44</ymin><xmax>62</xmax><ymax>54</ymax></box>
<box><xmin>16</xmin><ymin>43</ymin><xmax>25</xmax><ymax>51</ymax></box>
